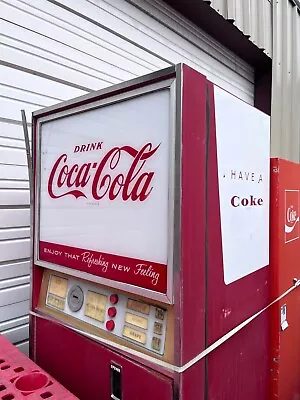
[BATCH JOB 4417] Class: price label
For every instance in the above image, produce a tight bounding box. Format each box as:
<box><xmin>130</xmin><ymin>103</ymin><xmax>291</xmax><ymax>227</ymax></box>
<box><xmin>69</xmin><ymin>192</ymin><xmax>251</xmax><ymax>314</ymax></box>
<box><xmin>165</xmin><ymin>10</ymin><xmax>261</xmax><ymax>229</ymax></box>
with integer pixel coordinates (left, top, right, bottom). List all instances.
<box><xmin>47</xmin><ymin>294</ymin><xmax>65</xmax><ymax>310</ymax></box>
<box><xmin>125</xmin><ymin>313</ymin><xmax>148</xmax><ymax>330</ymax></box>
<box><xmin>122</xmin><ymin>326</ymin><xmax>147</xmax><ymax>344</ymax></box>
<box><xmin>48</xmin><ymin>275</ymin><xmax>68</xmax><ymax>299</ymax></box>
<box><xmin>85</xmin><ymin>291</ymin><xmax>107</xmax><ymax>322</ymax></box>
<box><xmin>127</xmin><ymin>299</ymin><xmax>150</xmax><ymax>315</ymax></box>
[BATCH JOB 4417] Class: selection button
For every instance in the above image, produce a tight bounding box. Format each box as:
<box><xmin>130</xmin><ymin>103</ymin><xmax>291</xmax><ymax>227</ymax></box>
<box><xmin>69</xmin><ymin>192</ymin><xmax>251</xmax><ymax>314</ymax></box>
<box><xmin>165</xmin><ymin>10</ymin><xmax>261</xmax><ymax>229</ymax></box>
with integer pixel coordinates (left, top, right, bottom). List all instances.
<box><xmin>106</xmin><ymin>320</ymin><xmax>115</xmax><ymax>331</ymax></box>
<box><xmin>108</xmin><ymin>307</ymin><xmax>117</xmax><ymax>318</ymax></box>
<box><xmin>110</xmin><ymin>294</ymin><xmax>119</xmax><ymax>305</ymax></box>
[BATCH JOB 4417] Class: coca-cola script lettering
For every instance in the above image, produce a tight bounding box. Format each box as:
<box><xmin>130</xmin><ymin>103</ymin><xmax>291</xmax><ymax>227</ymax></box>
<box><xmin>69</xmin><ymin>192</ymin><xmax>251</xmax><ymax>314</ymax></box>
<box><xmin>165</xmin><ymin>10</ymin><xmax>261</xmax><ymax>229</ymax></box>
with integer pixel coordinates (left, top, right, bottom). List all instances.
<box><xmin>287</xmin><ymin>207</ymin><xmax>297</xmax><ymax>224</ymax></box>
<box><xmin>48</xmin><ymin>143</ymin><xmax>160</xmax><ymax>201</ymax></box>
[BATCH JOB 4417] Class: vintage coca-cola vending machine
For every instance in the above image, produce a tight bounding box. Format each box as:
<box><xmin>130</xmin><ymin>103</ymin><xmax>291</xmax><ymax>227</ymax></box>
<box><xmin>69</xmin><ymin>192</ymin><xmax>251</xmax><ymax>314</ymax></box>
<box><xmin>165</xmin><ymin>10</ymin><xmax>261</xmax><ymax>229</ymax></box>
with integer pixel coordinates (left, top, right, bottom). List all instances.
<box><xmin>30</xmin><ymin>65</ymin><xmax>270</xmax><ymax>399</ymax></box>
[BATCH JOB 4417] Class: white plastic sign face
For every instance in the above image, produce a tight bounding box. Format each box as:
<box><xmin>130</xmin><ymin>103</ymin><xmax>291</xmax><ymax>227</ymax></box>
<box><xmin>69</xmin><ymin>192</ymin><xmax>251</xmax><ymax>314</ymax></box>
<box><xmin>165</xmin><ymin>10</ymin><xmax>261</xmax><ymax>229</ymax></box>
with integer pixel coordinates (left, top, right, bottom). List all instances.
<box><xmin>214</xmin><ymin>86</ymin><xmax>270</xmax><ymax>284</ymax></box>
<box><xmin>38</xmin><ymin>90</ymin><xmax>171</xmax><ymax>294</ymax></box>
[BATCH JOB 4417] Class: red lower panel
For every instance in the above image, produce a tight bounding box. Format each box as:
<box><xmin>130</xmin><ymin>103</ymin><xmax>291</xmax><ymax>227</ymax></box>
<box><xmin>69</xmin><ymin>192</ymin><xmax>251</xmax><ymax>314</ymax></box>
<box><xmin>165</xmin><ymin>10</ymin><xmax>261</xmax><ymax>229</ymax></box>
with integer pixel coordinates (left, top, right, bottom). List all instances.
<box><xmin>34</xmin><ymin>318</ymin><xmax>173</xmax><ymax>400</ymax></box>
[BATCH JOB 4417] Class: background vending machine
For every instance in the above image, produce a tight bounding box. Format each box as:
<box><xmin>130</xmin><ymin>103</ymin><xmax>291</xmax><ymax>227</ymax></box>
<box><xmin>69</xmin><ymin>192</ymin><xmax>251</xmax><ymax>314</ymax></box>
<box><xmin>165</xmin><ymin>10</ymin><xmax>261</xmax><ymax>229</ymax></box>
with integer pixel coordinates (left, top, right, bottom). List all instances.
<box><xmin>31</xmin><ymin>64</ymin><xmax>270</xmax><ymax>399</ymax></box>
<box><xmin>270</xmin><ymin>159</ymin><xmax>300</xmax><ymax>400</ymax></box>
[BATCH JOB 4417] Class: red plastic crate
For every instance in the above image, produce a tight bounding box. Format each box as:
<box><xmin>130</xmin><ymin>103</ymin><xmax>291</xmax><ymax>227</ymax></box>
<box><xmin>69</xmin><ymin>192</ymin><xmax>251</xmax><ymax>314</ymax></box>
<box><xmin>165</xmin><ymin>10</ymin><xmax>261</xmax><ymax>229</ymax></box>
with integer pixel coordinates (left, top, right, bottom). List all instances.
<box><xmin>0</xmin><ymin>335</ymin><xmax>78</xmax><ymax>399</ymax></box>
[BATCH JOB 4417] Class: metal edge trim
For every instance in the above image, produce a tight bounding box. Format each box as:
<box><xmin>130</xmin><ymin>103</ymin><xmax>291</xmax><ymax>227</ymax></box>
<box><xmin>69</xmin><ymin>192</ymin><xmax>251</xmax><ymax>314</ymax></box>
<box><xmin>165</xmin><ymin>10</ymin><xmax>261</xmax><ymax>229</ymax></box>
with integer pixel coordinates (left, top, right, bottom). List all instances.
<box><xmin>32</xmin><ymin>66</ymin><xmax>177</xmax><ymax>118</ymax></box>
<box><xmin>33</xmin><ymin>68</ymin><xmax>182</xmax><ymax>305</ymax></box>
<box><xmin>36</xmin><ymin>79</ymin><xmax>175</xmax><ymax>124</ymax></box>
<box><xmin>173</xmin><ymin>63</ymin><xmax>183</xmax><ymax>370</ymax></box>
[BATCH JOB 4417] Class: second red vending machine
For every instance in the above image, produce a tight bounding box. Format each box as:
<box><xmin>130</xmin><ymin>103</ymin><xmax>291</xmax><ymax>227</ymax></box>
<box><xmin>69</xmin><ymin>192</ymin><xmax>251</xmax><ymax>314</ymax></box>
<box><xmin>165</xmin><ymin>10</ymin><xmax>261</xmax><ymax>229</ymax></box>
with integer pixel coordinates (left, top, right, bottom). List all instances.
<box><xmin>31</xmin><ymin>64</ymin><xmax>270</xmax><ymax>399</ymax></box>
<box><xmin>270</xmin><ymin>158</ymin><xmax>300</xmax><ymax>400</ymax></box>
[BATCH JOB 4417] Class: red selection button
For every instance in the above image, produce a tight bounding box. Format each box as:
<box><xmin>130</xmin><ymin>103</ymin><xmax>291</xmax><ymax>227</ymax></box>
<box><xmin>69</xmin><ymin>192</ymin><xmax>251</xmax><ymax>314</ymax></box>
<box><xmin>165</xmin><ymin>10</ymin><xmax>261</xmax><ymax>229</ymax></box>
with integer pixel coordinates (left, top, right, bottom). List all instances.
<box><xmin>108</xmin><ymin>307</ymin><xmax>117</xmax><ymax>318</ymax></box>
<box><xmin>110</xmin><ymin>294</ymin><xmax>119</xmax><ymax>305</ymax></box>
<box><xmin>106</xmin><ymin>320</ymin><xmax>115</xmax><ymax>331</ymax></box>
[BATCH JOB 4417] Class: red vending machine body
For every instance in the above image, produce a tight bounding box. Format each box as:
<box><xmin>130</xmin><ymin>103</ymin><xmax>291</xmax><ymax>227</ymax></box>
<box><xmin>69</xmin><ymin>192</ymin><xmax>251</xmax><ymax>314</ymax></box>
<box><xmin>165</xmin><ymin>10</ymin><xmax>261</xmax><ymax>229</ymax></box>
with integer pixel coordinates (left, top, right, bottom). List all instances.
<box><xmin>270</xmin><ymin>158</ymin><xmax>300</xmax><ymax>400</ymax></box>
<box><xmin>31</xmin><ymin>65</ymin><xmax>270</xmax><ymax>399</ymax></box>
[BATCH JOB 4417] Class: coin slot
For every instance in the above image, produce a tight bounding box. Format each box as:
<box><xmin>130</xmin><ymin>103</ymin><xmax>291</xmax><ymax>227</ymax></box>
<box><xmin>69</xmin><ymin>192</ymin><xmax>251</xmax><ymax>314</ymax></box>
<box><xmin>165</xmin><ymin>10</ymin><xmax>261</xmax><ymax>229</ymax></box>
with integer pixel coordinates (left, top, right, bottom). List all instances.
<box><xmin>67</xmin><ymin>286</ymin><xmax>84</xmax><ymax>312</ymax></box>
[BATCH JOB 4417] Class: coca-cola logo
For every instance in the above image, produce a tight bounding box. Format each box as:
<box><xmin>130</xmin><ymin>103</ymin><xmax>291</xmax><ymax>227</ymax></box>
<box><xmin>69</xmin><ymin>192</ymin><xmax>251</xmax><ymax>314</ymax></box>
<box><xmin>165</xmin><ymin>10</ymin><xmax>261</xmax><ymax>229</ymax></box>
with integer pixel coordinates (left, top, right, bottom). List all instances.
<box><xmin>231</xmin><ymin>195</ymin><xmax>263</xmax><ymax>207</ymax></box>
<box><xmin>285</xmin><ymin>190</ymin><xmax>299</xmax><ymax>243</ymax></box>
<box><xmin>286</xmin><ymin>207</ymin><xmax>297</xmax><ymax>225</ymax></box>
<box><xmin>47</xmin><ymin>142</ymin><xmax>160</xmax><ymax>201</ymax></box>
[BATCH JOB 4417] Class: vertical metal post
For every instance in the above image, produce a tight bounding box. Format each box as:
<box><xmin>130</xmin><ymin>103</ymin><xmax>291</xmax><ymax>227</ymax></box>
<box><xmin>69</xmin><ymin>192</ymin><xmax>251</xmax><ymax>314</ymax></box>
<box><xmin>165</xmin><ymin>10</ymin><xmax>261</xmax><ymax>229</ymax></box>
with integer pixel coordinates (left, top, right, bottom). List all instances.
<box><xmin>21</xmin><ymin>110</ymin><xmax>34</xmax><ymax>358</ymax></box>
<box><xmin>21</xmin><ymin>110</ymin><xmax>33</xmax><ymax>189</ymax></box>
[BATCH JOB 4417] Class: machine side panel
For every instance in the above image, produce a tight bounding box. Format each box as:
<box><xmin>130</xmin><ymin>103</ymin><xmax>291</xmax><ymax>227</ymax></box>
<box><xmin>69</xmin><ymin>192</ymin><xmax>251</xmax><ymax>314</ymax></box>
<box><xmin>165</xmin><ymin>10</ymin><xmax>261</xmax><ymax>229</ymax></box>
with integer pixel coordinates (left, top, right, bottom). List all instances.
<box><xmin>206</xmin><ymin>82</ymin><xmax>270</xmax><ymax>400</ymax></box>
<box><xmin>179</xmin><ymin>361</ymin><xmax>205</xmax><ymax>400</ymax></box>
<box><xmin>179</xmin><ymin>65</ymin><xmax>207</xmax><ymax>371</ymax></box>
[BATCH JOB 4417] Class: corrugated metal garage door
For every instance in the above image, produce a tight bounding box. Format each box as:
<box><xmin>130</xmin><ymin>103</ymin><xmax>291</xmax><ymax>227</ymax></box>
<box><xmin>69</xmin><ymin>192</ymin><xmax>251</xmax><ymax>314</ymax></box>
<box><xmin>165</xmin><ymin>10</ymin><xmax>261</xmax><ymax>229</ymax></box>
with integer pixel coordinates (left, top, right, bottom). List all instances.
<box><xmin>0</xmin><ymin>0</ymin><xmax>254</xmax><ymax>354</ymax></box>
